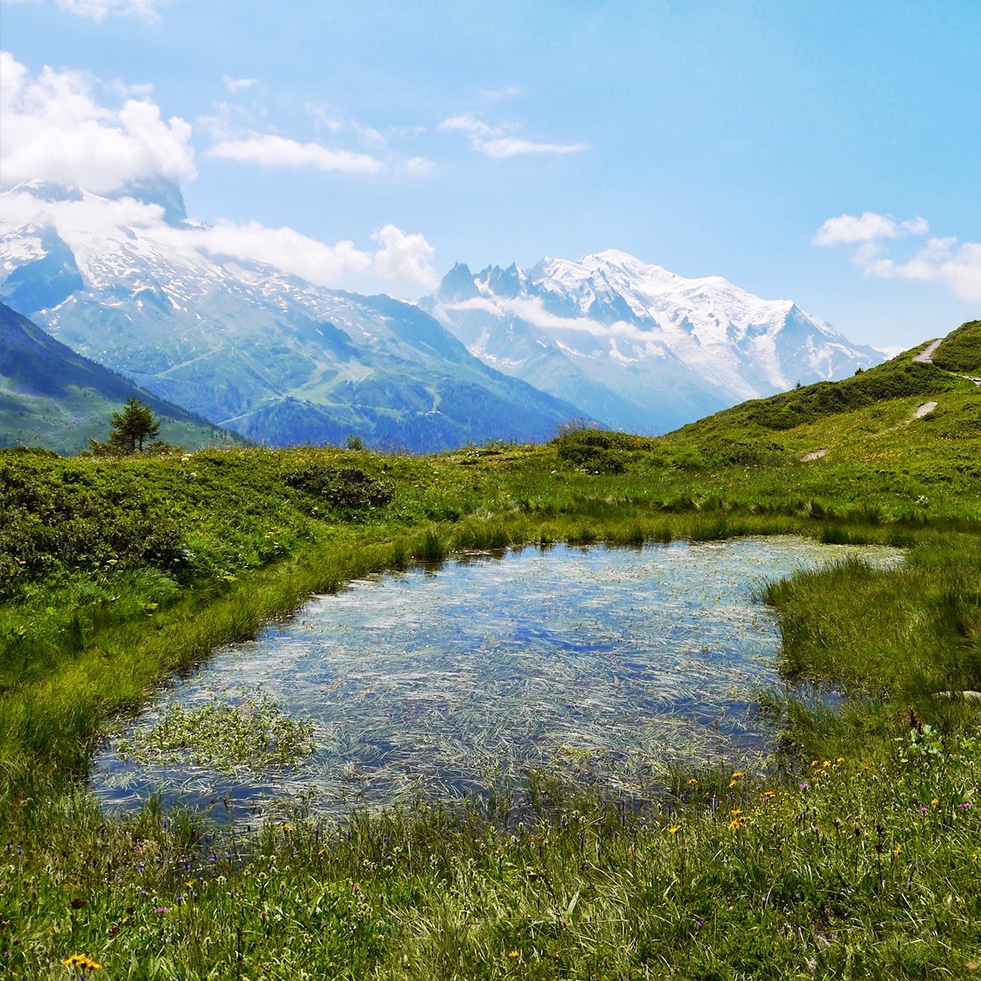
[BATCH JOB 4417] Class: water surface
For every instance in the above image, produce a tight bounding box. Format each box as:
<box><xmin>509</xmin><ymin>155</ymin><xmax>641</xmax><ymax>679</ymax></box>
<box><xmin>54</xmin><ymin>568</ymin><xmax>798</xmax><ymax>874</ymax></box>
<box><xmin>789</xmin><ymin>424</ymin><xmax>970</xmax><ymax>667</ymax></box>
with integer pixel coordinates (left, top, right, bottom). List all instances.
<box><xmin>91</xmin><ymin>537</ymin><xmax>900</xmax><ymax>820</ymax></box>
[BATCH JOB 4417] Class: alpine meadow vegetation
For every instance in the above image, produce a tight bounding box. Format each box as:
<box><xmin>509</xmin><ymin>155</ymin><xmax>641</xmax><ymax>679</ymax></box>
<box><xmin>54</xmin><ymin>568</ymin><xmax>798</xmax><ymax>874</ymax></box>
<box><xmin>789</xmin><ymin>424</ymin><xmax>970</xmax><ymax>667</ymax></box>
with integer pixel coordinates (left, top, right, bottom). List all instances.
<box><xmin>1</xmin><ymin>322</ymin><xmax>979</xmax><ymax>979</ymax></box>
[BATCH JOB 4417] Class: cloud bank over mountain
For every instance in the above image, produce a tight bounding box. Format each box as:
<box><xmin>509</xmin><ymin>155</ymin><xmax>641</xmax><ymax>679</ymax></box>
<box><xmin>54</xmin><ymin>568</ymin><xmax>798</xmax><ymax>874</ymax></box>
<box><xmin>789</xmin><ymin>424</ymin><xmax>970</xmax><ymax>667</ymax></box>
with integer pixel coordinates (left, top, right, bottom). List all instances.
<box><xmin>0</xmin><ymin>52</ymin><xmax>437</xmax><ymax>297</ymax></box>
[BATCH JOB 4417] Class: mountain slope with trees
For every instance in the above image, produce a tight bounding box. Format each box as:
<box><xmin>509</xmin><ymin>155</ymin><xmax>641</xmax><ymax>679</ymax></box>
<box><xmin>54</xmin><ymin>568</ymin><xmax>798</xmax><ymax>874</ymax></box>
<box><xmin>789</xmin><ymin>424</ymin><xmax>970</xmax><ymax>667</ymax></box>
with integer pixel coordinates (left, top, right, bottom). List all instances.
<box><xmin>0</xmin><ymin>302</ymin><xmax>241</xmax><ymax>453</ymax></box>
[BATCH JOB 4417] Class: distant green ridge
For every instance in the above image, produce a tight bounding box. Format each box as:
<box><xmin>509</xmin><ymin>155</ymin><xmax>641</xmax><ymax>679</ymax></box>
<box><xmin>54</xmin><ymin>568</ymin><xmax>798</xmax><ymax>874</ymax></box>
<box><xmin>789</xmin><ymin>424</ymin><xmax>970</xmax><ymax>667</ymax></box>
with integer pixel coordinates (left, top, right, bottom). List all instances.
<box><xmin>0</xmin><ymin>302</ymin><xmax>244</xmax><ymax>454</ymax></box>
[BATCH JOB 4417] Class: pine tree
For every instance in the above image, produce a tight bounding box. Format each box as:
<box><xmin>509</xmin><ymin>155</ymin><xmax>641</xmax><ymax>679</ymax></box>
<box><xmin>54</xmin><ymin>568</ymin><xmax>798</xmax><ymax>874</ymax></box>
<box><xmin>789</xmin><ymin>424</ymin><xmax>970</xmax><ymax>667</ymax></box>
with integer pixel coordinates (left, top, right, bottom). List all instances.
<box><xmin>89</xmin><ymin>399</ymin><xmax>161</xmax><ymax>455</ymax></box>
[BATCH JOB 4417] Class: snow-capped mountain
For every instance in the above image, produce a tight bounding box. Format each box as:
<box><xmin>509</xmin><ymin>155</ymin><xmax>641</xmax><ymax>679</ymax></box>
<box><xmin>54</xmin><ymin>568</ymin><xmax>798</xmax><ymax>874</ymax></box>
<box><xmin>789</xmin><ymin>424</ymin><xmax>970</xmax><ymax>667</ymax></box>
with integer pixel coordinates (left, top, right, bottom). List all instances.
<box><xmin>0</xmin><ymin>182</ymin><xmax>584</xmax><ymax>450</ymax></box>
<box><xmin>422</xmin><ymin>251</ymin><xmax>884</xmax><ymax>433</ymax></box>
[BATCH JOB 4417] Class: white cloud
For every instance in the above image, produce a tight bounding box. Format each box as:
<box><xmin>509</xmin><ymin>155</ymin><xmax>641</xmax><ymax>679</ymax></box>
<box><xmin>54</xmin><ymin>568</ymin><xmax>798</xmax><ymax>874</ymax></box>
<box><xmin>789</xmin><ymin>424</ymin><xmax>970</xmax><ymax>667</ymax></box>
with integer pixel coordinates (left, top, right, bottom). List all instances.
<box><xmin>2</xmin><ymin>0</ymin><xmax>166</xmax><ymax>20</ymax></box>
<box><xmin>813</xmin><ymin>211</ymin><xmax>928</xmax><ymax>246</ymax></box>
<box><xmin>404</xmin><ymin>156</ymin><xmax>435</xmax><ymax>176</ymax></box>
<box><xmin>870</xmin><ymin>238</ymin><xmax>981</xmax><ymax>302</ymax></box>
<box><xmin>439</xmin><ymin>113</ymin><xmax>588</xmax><ymax>158</ymax></box>
<box><xmin>207</xmin><ymin>134</ymin><xmax>382</xmax><ymax>174</ymax></box>
<box><xmin>58</xmin><ymin>0</ymin><xmax>164</xmax><ymax>19</ymax></box>
<box><xmin>371</xmin><ymin>224</ymin><xmax>438</xmax><ymax>292</ymax></box>
<box><xmin>223</xmin><ymin>76</ymin><xmax>256</xmax><ymax>94</ymax></box>
<box><xmin>193</xmin><ymin>220</ymin><xmax>373</xmax><ymax>285</ymax></box>
<box><xmin>0</xmin><ymin>52</ymin><xmax>195</xmax><ymax>192</ymax></box>
<box><xmin>815</xmin><ymin>210</ymin><xmax>981</xmax><ymax>302</ymax></box>
<box><xmin>479</xmin><ymin>85</ymin><xmax>523</xmax><ymax>101</ymax></box>
<box><xmin>480</xmin><ymin>136</ymin><xmax>589</xmax><ymax>159</ymax></box>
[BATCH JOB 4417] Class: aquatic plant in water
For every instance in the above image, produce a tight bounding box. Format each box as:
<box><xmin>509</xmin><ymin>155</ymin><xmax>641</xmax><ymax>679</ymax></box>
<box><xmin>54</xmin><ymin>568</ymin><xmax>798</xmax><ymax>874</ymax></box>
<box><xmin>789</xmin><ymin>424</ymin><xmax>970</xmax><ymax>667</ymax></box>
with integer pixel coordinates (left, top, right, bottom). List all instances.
<box><xmin>115</xmin><ymin>689</ymin><xmax>314</xmax><ymax>774</ymax></box>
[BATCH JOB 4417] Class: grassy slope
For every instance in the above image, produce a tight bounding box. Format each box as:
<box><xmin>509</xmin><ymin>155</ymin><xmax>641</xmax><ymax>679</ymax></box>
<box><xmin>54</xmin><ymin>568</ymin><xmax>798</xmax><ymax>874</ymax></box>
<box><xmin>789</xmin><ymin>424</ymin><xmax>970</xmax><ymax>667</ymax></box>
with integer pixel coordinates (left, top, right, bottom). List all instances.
<box><xmin>1</xmin><ymin>322</ymin><xmax>980</xmax><ymax>978</ymax></box>
<box><xmin>931</xmin><ymin>319</ymin><xmax>981</xmax><ymax>374</ymax></box>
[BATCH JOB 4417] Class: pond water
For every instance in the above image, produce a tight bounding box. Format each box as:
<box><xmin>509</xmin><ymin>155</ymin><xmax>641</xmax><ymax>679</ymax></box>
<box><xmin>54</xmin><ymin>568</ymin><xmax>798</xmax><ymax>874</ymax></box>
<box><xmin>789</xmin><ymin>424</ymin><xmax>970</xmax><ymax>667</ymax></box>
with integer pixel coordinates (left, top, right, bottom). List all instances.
<box><xmin>90</xmin><ymin>537</ymin><xmax>900</xmax><ymax>821</ymax></box>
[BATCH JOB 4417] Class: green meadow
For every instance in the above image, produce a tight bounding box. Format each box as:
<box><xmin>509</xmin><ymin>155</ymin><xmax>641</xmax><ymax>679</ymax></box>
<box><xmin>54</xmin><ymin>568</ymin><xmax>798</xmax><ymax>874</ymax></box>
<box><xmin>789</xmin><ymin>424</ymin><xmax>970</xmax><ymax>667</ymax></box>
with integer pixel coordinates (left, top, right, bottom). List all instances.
<box><xmin>1</xmin><ymin>323</ymin><xmax>979</xmax><ymax>979</ymax></box>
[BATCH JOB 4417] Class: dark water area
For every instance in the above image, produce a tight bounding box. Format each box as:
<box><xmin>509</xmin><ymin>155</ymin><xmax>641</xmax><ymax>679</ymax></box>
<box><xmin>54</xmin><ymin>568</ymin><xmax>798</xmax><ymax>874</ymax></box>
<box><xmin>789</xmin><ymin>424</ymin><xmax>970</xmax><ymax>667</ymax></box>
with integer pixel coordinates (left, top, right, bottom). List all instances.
<box><xmin>90</xmin><ymin>537</ymin><xmax>900</xmax><ymax>822</ymax></box>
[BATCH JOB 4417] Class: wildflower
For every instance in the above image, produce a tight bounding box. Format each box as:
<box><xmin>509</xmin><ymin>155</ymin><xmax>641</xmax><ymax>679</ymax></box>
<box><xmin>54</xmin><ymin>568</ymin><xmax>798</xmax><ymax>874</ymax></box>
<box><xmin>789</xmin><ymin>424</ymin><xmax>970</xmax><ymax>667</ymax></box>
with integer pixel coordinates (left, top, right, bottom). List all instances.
<box><xmin>281</xmin><ymin>823</ymin><xmax>293</xmax><ymax>834</ymax></box>
<box><xmin>687</xmin><ymin>778</ymin><xmax>698</xmax><ymax>786</ymax></box>
<box><xmin>811</xmin><ymin>760</ymin><xmax>820</xmax><ymax>768</ymax></box>
<box><xmin>731</xmin><ymin>771</ymin><xmax>745</xmax><ymax>779</ymax></box>
<box><xmin>668</xmin><ymin>825</ymin><xmax>681</xmax><ymax>835</ymax></box>
<box><xmin>508</xmin><ymin>950</ymin><xmax>519</xmax><ymax>958</ymax></box>
<box><xmin>822</xmin><ymin>761</ymin><xmax>832</xmax><ymax>769</ymax></box>
<box><xmin>958</xmin><ymin>802</ymin><xmax>972</xmax><ymax>809</ymax></box>
<box><xmin>799</xmin><ymin>782</ymin><xmax>809</xmax><ymax>791</ymax></box>
<box><xmin>893</xmin><ymin>845</ymin><xmax>902</xmax><ymax>857</ymax></box>
<box><xmin>730</xmin><ymin>809</ymin><xmax>743</xmax><ymax>817</ymax></box>
<box><xmin>836</xmin><ymin>757</ymin><xmax>845</xmax><ymax>764</ymax></box>
<box><xmin>931</xmin><ymin>799</ymin><xmax>939</xmax><ymax>808</ymax></box>
<box><xmin>63</xmin><ymin>954</ymin><xmax>102</xmax><ymax>973</ymax></box>
<box><xmin>153</xmin><ymin>907</ymin><xmax>171</xmax><ymax>915</ymax></box>
<box><xmin>728</xmin><ymin>817</ymin><xmax>745</xmax><ymax>830</ymax></box>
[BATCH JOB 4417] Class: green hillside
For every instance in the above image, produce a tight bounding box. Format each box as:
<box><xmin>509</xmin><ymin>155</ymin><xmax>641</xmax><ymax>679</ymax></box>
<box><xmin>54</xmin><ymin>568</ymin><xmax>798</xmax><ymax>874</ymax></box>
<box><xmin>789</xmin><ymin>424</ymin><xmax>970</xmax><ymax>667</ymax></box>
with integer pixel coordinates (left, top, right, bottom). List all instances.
<box><xmin>931</xmin><ymin>318</ymin><xmax>981</xmax><ymax>374</ymax></box>
<box><xmin>1</xmin><ymin>321</ymin><xmax>979</xmax><ymax>979</ymax></box>
<box><xmin>0</xmin><ymin>302</ymin><xmax>246</xmax><ymax>453</ymax></box>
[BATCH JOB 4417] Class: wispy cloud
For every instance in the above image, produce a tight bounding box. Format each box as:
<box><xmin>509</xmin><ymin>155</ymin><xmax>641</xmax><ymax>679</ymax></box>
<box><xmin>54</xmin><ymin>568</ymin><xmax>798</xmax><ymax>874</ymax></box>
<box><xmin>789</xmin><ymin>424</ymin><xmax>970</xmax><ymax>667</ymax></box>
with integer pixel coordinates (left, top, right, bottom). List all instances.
<box><xmin>478</xmin><ymin>85</ymin><xmax>523</xmax><ymax>101</ymax></box>
<box><xmin>814</xmin><ymin>211</ymin><xmax>981</xmax><ymax>302</ymax></box>
<box><xmin>223</xmin><ymin>76</ymin><xmax>256</xmax><ymax>94</ymax></box>
<box><xmin>0</xmin><ymin>51</ymin><xmax>195</xmax><ymax>192</ymax></box>
<box><xmin>3</xmin><ymin>0</ymin><xmax>166</xmax><ymax>21</ymax></box>
<box><xmin>207</xmin><ymin>134</ymin><xmax>382</xmax><ymax>174</ymax></box>
<box><xmin>404</xmin><ymin>156</ymin><xmax>435</xmax><ymax>177</ymax></box>
<box><xmin>439</xmin><ymin>113</ymin><xmax>588</xmax><ymax>158</ymax></box>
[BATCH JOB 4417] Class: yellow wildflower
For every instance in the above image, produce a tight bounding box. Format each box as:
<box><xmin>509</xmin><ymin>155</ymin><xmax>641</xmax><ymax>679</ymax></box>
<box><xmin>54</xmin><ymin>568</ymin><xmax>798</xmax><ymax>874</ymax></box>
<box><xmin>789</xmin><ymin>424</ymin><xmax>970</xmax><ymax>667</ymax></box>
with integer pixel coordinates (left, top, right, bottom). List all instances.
<box><xmin>63</xmin><ymin>954</ymin><xmax>102</xmax><ymax>973</ymax></box>
<box><xmin>668</xmin><ymin>825</ymin><xmax>681</xmax><ymax>835</ymax></box>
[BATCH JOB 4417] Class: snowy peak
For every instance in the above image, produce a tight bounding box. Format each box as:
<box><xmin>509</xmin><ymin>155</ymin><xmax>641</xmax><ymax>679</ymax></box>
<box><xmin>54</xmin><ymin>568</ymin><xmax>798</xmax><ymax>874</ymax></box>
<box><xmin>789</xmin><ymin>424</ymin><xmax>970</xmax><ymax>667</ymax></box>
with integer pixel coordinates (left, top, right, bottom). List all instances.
<box><xmin>423</xmin><ymin>249</ymin><xmax>883</xmax><ymax>434</ymax></box>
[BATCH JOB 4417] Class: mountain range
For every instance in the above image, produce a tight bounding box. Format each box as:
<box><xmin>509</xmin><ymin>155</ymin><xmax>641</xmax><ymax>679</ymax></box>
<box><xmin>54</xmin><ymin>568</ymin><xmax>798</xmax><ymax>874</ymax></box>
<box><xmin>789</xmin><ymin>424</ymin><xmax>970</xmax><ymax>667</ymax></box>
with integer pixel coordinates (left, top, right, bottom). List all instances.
<box><xmin>422</xmin><ymin>252</ymin><xmax>883</xmax><ymax>433</ymax></box>
<box><xmin>1</xmin><ymin>178</ymin><xmax>884</xmax><ymax>450</ymax></box>
<box><xmin>0</xmin><ymin>181</ymin><xmax>583</xmax><ymax>451</ymax></box>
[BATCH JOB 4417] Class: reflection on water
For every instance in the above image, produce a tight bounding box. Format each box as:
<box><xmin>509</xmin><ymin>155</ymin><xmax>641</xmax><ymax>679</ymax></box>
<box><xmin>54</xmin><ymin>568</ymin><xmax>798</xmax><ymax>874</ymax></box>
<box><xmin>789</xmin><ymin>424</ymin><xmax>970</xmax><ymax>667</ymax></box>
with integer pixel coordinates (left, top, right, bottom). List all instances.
<box><xmin>90</xmin><ymin>537</ymin><xmax>900</xmax><ymax>820</ymax></box>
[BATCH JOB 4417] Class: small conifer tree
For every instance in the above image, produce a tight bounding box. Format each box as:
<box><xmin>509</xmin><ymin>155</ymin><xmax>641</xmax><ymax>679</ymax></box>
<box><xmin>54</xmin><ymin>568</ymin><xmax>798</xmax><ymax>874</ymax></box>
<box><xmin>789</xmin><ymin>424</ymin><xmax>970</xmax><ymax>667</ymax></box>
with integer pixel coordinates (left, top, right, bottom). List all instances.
<box><xmin>89</xmin><ymin>398</ymin><xmax>161</xmax><ymax>455</ymax></box>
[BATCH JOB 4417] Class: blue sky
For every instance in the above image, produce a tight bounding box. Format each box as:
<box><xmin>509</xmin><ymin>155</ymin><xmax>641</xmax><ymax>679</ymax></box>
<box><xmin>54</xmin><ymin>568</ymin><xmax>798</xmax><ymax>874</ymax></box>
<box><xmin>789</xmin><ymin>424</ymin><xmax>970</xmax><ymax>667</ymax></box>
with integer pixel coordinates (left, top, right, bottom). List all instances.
<box><xmin>1</xmin><ymin>0</ymin><xmax>979</xmax><ymax>348</ymax></box>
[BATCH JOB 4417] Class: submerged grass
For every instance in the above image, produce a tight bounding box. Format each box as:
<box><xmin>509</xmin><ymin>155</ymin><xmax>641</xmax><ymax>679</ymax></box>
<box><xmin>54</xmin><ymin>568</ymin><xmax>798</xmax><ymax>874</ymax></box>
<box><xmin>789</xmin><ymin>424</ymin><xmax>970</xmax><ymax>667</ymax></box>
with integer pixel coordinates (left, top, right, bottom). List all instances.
<box><xmin>1</xmin><ymin>341</ymin><xmax>980</xmax><ymax>978</ymax></box>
